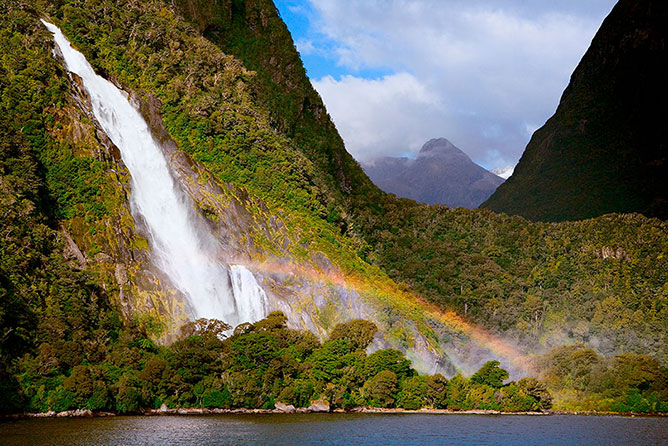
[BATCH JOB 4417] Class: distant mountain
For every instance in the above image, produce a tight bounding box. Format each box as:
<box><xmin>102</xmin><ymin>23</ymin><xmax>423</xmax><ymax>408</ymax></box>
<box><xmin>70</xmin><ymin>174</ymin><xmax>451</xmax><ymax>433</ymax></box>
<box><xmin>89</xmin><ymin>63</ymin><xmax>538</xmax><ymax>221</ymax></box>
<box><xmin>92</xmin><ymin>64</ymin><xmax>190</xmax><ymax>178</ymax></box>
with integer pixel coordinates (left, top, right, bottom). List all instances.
<box><xmin>362</xmin><ymin>138</ymin><xmax>504</xmax><ymax>208</ymax></box>
<box><xmin>491</xmin><ymin>165</ymin><xmax>514</xmax><ymax>180</ymax></box>
<box><xmin>483</xmin><ymin>0</ymin><xmax>668</xmax><ymax>221</ymax></box>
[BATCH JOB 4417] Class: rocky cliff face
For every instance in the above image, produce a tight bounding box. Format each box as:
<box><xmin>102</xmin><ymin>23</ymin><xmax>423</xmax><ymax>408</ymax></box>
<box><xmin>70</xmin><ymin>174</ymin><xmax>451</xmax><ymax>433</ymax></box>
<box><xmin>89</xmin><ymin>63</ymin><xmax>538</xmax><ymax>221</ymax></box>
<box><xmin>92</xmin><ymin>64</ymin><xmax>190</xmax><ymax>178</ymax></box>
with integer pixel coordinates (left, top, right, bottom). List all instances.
<box><xmin>363</xmin><ymin>138</ymin><xmax>504</xmax><ymax>209</ymax></box>
<box><xmin>45</xmin><ymin>61</ymin><xmax>192</xmax><ymax>337</ymax></box>
<box><xmin>483</xmin><ymin>0</ymin><xmax>668</xmax><ymax>221</ymax></box>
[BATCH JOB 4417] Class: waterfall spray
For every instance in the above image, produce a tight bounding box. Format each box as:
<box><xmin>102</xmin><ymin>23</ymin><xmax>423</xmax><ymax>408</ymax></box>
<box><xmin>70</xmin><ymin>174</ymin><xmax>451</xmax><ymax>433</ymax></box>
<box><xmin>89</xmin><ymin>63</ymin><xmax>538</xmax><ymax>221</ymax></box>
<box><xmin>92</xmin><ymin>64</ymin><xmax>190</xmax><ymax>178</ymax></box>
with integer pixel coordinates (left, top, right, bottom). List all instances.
<box><xmin>42</xmin><ymin>20</ymin><xmax>266</xmax><ymax>327</ymax></box>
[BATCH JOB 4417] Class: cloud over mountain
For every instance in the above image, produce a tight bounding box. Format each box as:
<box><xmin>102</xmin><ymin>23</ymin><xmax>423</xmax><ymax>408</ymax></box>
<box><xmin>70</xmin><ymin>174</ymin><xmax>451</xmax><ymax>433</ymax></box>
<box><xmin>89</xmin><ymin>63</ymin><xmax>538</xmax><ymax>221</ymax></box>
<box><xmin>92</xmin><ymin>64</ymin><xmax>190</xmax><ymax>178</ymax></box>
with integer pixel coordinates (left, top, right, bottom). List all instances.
<box><xmin>303</xmin><ymin>0</ymin><xmax>616</xmax><ymax>169</ymax></box>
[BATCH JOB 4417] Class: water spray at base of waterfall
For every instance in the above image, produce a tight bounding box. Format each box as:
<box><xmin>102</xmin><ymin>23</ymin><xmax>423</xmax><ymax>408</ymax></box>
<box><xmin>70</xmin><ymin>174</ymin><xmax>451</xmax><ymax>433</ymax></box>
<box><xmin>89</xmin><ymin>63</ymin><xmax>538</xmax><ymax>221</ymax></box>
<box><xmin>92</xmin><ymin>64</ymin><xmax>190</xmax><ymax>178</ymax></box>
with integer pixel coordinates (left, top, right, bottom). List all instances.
<box><xmin>42</xmin><ymin>20</ymin><xmax>267</xmax><ymax>328</ymax></box>
<box><xmin>245</xmin><ymin>260</ymin><xmax>534</xmax><ymax>378</ymax></box>
<box><xmin>229</xmin><ymin>265</ymin><xmax>268</xmax><ymax>324</ymax></box>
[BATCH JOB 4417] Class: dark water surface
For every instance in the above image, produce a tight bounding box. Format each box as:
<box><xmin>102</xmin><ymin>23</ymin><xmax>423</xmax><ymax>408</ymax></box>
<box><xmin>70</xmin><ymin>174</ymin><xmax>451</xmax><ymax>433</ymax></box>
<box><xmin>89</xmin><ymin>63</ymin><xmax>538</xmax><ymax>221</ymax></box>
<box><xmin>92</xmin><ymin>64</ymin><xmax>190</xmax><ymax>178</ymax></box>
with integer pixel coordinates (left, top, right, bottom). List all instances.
<box><xmin>2</xmin><ymin>413</ymin><xmax>667</xmax><ymax>446</ymax></box>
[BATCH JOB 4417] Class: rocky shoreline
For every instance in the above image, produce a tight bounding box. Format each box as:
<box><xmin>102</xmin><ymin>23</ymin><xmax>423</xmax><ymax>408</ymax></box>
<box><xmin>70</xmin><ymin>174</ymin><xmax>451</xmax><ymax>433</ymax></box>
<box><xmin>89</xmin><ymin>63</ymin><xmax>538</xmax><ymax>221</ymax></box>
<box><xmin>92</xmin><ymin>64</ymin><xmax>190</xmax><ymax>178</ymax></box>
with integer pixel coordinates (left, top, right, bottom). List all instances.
<box><xmin>3</xmin><ymin>407</ymin><xmax>667</xmax><ymax>420</ymax></box>
<box><xmin>0</xmin><ymin>407</ymin><xmax>544</xmax><ymax>420</ymax></box>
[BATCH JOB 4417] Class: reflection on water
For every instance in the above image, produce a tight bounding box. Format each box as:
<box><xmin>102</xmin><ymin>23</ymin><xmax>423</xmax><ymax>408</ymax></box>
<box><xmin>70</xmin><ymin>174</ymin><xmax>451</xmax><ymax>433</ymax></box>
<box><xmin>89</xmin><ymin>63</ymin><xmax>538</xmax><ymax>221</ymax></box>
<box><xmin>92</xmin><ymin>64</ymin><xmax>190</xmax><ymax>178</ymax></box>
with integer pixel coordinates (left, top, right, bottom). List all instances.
<box><xmin>2</xmin><ymin>414</ymin><xmax>668</xmax><ymax>446</ymax></box>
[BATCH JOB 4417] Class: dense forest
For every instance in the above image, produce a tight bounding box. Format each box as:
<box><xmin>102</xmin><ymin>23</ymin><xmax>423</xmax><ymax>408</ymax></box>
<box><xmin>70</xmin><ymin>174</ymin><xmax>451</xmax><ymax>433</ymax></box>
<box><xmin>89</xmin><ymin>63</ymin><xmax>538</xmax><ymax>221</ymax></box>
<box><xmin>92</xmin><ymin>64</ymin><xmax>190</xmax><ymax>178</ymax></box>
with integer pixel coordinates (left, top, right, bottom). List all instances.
<box><xmin>361</xmin><ymin>201</ymin><xmax>668</xmax><ymax>361</ymax></box>
<box><xmin>8</xmin><ymin>313</ymin><xmax>557</xmax><ymax>414</ymax></box>
<box><xmin>1</xmin><ymin>0</ymin><xmax>667</xmax><ymax>415</ymax></box>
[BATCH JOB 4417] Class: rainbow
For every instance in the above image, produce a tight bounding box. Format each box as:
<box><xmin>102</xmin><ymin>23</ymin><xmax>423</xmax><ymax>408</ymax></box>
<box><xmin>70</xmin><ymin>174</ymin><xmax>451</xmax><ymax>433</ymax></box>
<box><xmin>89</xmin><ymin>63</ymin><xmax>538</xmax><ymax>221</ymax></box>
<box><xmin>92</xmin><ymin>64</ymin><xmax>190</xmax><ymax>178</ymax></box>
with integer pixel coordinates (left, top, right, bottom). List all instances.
<box><xmin>247</xmin><ymin>259</ymin><xmax>534</xmax><ymax>376</ymax></box>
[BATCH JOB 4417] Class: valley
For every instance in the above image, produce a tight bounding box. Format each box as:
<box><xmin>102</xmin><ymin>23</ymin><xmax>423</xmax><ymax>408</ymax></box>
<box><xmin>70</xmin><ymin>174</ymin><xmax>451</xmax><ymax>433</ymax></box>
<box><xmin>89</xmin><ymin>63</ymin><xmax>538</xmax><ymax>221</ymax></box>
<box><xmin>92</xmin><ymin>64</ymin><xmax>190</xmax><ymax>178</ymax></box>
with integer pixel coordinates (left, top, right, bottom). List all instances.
<box><xmin>0</xmin><ymin>0</ymin><xmax>666</xmax><ymax>424</ymax></box>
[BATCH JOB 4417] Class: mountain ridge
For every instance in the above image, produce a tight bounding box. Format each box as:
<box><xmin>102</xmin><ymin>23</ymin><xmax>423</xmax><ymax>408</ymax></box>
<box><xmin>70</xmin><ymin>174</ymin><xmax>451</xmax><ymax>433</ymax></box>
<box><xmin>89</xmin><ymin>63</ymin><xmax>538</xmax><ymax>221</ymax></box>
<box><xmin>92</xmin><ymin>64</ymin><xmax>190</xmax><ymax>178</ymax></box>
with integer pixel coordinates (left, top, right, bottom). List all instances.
<box><xmin>483</xmin><ymin>0</ymin><xmax>668</xmax><ymax>221</ymax></box>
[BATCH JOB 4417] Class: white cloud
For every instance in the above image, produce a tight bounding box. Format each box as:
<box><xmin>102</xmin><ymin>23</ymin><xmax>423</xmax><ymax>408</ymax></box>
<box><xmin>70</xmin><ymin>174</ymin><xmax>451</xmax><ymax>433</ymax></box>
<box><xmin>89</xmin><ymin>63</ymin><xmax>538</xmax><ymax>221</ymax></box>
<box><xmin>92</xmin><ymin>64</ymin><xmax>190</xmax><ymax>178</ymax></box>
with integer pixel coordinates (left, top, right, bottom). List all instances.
<box><xmin>305</xmin><ymin>0</ymin><xmax>616</xmax><ymax>169</ymax></box>
<box><xmin>295</xmin><ymin>38</ymin><xmax>316</xmax><ymax>56</ymax></box>
<box><xmin>313</xmin><ymin>73</ymin><xmax>444</xmax><ymax>161</ymax></box>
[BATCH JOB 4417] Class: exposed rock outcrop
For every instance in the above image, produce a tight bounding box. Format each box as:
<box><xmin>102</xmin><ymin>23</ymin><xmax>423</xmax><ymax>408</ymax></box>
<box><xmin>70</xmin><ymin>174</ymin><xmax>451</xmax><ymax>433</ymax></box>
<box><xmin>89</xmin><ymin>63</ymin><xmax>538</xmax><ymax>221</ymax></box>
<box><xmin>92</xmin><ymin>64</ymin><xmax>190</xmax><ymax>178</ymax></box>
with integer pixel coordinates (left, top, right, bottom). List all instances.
<box><xmin>306</xmin><ymin>399</ymin><xmax>330</xmax><ymax>413</ymax></box>
<box><xmin>274</xmin><ymin>402</ymin><xmax>296</xmax><ymax>413</ymax></box>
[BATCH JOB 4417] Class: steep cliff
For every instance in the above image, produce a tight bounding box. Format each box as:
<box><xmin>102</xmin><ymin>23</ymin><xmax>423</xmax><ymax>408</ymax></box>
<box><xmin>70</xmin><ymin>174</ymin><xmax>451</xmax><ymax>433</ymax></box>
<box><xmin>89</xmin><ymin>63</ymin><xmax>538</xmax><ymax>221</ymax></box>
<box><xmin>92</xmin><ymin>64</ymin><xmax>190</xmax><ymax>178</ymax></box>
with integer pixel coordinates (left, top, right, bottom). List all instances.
<box><xmin>483</xmin><ymin>0</ymin><xmax>668</xmax><ymax>221</ymax></box>
<box><xmin>170</xmin><ymin>0</ymin><xmax>382</xmax><ymax>225</ymax></box>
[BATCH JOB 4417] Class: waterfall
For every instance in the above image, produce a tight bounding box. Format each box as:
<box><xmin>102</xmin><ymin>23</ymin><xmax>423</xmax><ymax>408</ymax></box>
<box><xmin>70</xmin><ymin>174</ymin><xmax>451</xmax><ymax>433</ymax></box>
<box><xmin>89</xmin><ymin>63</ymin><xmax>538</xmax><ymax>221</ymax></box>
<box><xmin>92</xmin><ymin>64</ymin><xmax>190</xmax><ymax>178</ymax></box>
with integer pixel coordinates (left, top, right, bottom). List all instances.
<box><xmin>229</xmin><ymin>265</ymin><xmax>268</xmax><ymax>323</ymax></box>
<box><xmin>42</xmin><ymin>21</ymin><xmax>266</xmax><ymax>327</ymax></box>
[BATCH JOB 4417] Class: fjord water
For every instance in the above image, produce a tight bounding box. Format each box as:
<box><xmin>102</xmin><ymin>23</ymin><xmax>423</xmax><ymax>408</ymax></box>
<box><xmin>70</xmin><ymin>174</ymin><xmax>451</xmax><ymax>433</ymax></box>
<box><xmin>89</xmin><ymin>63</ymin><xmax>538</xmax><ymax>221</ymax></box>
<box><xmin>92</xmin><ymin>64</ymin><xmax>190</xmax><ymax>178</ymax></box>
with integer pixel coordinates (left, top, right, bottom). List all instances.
<box><xmin>3</xmin><ymin>414</ymin><xmax>668</xmax><ymax>446</ymax></box>
<box><xmin>42</xmin><ymin>21</ymin><xmax>266</xmax><ymax>326</ymax></box>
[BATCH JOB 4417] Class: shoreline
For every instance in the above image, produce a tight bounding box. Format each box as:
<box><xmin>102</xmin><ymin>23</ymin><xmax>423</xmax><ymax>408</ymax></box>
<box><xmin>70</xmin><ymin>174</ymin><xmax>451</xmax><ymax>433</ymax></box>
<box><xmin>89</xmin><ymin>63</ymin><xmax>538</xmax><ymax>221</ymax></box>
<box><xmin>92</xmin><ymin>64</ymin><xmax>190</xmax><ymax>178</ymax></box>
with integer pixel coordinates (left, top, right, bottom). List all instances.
<box><xmin>3</xmin><ymin>407</ymin><xmax>667</xmax><ymax>420</ymax></box>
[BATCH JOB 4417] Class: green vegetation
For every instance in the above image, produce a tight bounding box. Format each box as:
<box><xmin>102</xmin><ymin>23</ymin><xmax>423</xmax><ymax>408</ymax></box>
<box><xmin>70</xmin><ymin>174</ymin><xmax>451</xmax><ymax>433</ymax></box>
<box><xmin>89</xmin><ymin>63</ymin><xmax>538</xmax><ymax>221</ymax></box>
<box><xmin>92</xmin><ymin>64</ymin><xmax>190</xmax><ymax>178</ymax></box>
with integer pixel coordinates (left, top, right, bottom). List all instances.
<box><xmin>539</xmin><ymin>345</ymin><xmax>668</xmax><ymax>412</ymax></box>
<box><xmin>164</xmin><ymin>0</ymin><xmax>668</xmax><ymax>365</ymax></box>
<box><xmin>0</xmin><ymin>3</ymin><xmax>116</xmax><ymax>412</ymax></box>
<box><xmin>163</xmin><ymin>0</ymin><xmax>668</xmax><ymax>411</ymax></box>
<box><xmin>10</xmin><ymin>313</ymin><xmax>555</xmax><ymax>413</ymax></box>
<box><xmin>170</xmin><ymin>0</ymin><xmax>372</xmax><ymax>220</ymax></box>
<box><xmin>40</xmin><ymin>0</ymin><xmax>375</xmax><ymax>277</ymax></box>
<box><xmin>39</xmin><ymin>0</ymin><xmax>668</xmax><ymax>363</ymax></box>
<box><xmin>360</xmin><ymin>201</ymin><xmax>668</xmax><ymax>363</ymax></box>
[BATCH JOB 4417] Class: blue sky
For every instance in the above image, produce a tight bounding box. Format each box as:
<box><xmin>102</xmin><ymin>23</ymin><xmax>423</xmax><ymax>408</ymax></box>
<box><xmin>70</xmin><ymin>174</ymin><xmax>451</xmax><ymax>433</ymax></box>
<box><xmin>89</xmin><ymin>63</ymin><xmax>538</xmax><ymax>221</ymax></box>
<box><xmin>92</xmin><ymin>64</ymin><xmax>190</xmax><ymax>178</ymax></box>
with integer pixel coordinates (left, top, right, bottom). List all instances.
<box><xmin>275</xmin><ymin>1</ymin><xmax>394</xmax><ymax>79</ymax></box>
<box><xmin>274</xmin><ymin>0</ymin><xmax>617</xmax><ymax>170</ymax></box>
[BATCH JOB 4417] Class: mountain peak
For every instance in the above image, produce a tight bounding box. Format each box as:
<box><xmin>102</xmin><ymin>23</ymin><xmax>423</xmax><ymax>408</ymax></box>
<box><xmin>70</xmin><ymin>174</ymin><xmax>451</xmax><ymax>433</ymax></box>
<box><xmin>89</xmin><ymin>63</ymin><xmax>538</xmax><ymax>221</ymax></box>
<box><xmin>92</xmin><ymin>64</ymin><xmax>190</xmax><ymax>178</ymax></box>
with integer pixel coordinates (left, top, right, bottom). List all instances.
<box><xmin>362</xmin><ymin>138</ymin><xmax>504</xmax><ymax>208</ymax></box>
<box><xmin>418</xmin><ymin>138</ymin><xmax>468</xmax><ymax>159</ymax></box>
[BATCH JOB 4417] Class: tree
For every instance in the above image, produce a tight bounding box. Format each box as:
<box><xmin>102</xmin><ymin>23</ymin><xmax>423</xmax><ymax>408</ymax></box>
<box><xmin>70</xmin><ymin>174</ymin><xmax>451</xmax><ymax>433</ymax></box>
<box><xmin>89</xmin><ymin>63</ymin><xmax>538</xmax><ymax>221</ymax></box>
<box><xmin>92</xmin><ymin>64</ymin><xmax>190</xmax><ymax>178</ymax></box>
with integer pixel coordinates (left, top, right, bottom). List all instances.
<box><xmin>470</xmin><ymin>361</ymin><xmax>509</xmax><ymax>388</ymax></box>
<box><xmin>62</xmin><ymin>365</ymin><xmax>94</xmax><ymax>409</ymax></box>
<box><xmin>139</xmin><ymin>356</ymin><xmax>168</xmax><ymax>395</ymax></box>
<box><xmin>446</xmin><ymin>374</ymin><xmax>471</xmax><ymax>410</ymax></box>
<box><xmin>328</xmin><ymin>320</ymin><xmax>378</xmax><ymax>351</ymax></box>
<box><xmin>517</xmin><ymin>377</ymin><xmax>552</xmax><ymax>410</ymax></box>
<box><xmin>425</xmin><ymin>374</ymin><xmax>448</xmax><ymax>408</ymax></box>
<box><xmin>253</xmin><ymin>312</ymin><xmax>288</xmax><ymax>332</ymax></box>
<box><xmin>396</xmin><ymin>376</ymin><xmax>427</xmax><ymax>410</ymax></box>
<box><xmin>363</xmin><ymin>370</ymin><xmax>398</xmax><ymax>408</ymax></box>
<box><xmin>309</xmin><ymin>339</ymin><xmax>356</xmax><ymax>382</ymax></box>
<box><xmin>179</xmin><ymin>318</ymin><xmax>231</xmax><ymax>342</ymax></box>
<box><xmin>114</xmin><ymin>373</ymin><xmax>144</xmax><ymax>413</ymax></box>
<box><xmin>277</xmin><ymin>379</ymin><xmax>315</xmax><ymax>408</ymax></box>
<box><xmin>364</xmin><ymin>349</ymin><xmax>415</xmax><ymax>380</ymax></box>
<box><xmin>202</xmin><ymin>384</ymin><xmax>233</xmax><ymax>409</ymax></box>
<box><xmin>539</xmin><ymin>346</ymin><xmax>604</xmax><ymax>392</ymax></box>
<box><xmin>609</xmin><ymin>354</ymin><xmax>663</xmax><ymax>394</ymax></box>
<box><xmin>466</xmin><ymin>384</ymin><xmax>497</xmax><ymax>410</ymax></box>
<box><xmin>498</xmin><ymin>383</ymin><xmax>534</xmax><ymax>412</ymax></box>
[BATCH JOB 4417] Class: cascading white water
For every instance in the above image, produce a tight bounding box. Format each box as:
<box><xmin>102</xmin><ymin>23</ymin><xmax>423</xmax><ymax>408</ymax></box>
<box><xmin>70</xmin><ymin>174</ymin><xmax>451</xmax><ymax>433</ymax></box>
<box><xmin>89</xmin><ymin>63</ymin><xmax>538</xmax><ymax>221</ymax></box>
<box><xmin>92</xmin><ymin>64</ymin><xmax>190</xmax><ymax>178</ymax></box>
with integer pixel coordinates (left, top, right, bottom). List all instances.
<box><xmin>229</xmin><ymin>265</ymin><xmax>268</xmax><ymax>323</ymax></box>
<box><xmin>42</xmin><ymin>21</ymin><xmax>266</xmax><ymax>327</ymax></box>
